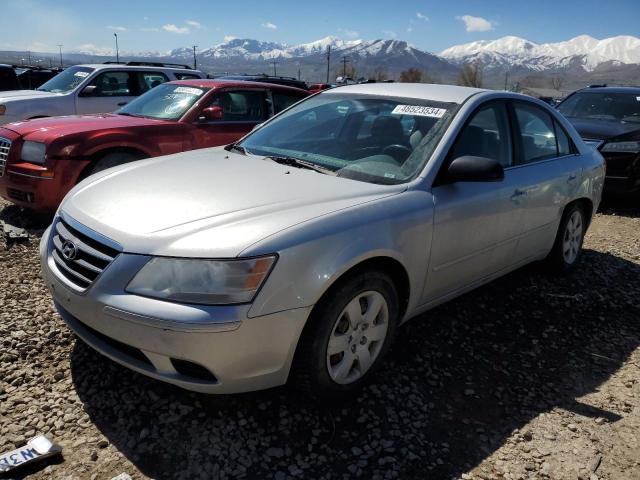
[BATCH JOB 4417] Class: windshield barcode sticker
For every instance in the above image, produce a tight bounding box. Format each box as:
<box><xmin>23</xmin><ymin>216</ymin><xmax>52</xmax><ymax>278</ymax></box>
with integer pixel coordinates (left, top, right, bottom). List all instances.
<box><xmin>174</xmin><ymin>86</ymin><xmax>203</xmax><ymax>96</ymax></box>
<box><xmin>391</xmin><ymin>105</ymin><xmax>446</xmax><ymax>118</ymax></box>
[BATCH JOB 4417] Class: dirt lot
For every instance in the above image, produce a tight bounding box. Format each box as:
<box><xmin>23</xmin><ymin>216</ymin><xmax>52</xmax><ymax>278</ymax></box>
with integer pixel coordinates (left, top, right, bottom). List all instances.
<box><xmin>0</xmin><ymin>197</ymin><xmax>638</xmax><ymax>480</ymax></box>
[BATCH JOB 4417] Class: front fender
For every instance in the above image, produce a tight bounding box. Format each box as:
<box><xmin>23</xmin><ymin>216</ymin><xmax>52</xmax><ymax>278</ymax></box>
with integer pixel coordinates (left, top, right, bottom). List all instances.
<box><xmin>245</xmin><ymin>189</ymin><xmax>435</xmax><ymax>319</ymax></box>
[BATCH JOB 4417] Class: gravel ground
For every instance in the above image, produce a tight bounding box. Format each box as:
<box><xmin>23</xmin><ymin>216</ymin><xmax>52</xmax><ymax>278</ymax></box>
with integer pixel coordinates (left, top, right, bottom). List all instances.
<box><xmin>0</xmin><ymin>197</ymin><xmax>639</xmax><ymax>480</ymax></box>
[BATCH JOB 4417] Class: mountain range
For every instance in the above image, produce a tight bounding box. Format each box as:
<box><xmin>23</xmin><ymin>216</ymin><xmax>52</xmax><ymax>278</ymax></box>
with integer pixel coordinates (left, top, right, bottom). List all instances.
<box><xmin>1</xmin><ymin>34</ymin><xmax>638</xmax><ymax>90</ymax></box>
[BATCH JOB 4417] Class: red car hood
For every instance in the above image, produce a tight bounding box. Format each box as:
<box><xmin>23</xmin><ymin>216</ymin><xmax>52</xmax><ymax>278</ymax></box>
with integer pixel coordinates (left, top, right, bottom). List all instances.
<box><xmin>2</xmin><ymin>114</ymin><xmax>165</xmax><ymax>139</ymax></box>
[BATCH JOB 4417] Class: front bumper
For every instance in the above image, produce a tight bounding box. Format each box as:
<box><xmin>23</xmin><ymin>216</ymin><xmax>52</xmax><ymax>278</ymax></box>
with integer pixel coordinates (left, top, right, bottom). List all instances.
<box><xmin>40</xmin><ymin>226</ymin><xmax>311</xmax><ymax>394</ymax></box>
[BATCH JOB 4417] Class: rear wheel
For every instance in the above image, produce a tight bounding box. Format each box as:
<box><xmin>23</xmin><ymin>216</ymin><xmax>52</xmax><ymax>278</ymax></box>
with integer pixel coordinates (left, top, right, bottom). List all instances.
<box><xmin>293</xmin><ymin>270</ymin><xmax>398</xmax><ymax>400</ymax></box>
<box><xmin>546</xmin><ymin>203</ymin><xmax>586</xmax><ymax>272</ymax></box>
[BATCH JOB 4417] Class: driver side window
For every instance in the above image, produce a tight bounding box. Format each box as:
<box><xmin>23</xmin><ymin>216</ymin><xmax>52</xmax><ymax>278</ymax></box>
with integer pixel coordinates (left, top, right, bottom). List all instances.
<box><xmin>88</xmin><ymin>71</ymin><xmax>135</xmax><ymax>97</ymax></box>
<box><xmin>450</xmin><ymin>102</ymin><xmax>512</xmax><ymax>168</ymax></box>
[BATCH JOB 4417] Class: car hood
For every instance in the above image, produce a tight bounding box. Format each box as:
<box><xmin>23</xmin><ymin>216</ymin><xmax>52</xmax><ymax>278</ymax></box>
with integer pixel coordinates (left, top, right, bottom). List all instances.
<box><xmin>2</xmin><ymin>113</ymin><xmax>160</xmax><ymax>138</ymax></box>
<box><xmin>567</xmin><ymin>117</ymin><xmax>640</xmax><ymax>141</ymax></box>
<box><xmin>61</xmin><ymin>148</ymin><xmax>404</xmax><ymax>258</ymax></box>
<box><xmin>0</xmin><ymin>89</ymin><xmax>59</xmax><ymax>101</ymax></box>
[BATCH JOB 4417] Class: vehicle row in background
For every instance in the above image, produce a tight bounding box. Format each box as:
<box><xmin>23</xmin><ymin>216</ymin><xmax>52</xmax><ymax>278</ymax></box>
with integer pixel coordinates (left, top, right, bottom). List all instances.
<box><xmin>0</xmin><ymin>79</ymin><xmax>308</xmax><ymax>211</ymax></box>
<box><xmin>0</xmin><ymin>64</ymin><xmax>62</xmax><ymax>91</ymax></box>
<box><xmin>557</xmin><ymin>85</ymin><xmax>640</xmax><ymax>195</ymax></box>
<box><xmin>0</xmin><ymin>62</ymin><xmax>204</xmax><ymax>125</ymax></box>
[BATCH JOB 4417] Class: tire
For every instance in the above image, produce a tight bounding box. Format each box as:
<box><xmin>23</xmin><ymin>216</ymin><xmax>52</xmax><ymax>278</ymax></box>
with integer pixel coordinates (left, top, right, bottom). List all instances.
<box><xmin>545</xmin><ymin>203</ymin><xmax>586</xmax><ymax>272</ymax></box>
<box><xmin>292</xmin><ymin>270</ymin><xmax>399</xmax><ymax>400</ymax></box>
<box><xmin>89</xmin><ymin>152</ymin><xmax>141</xmax><ymax>176</ymax></box>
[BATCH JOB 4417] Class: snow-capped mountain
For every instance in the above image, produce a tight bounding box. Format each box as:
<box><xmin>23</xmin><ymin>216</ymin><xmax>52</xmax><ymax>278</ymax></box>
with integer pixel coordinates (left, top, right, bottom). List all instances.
<box><xmin>440</xmin><ymin>35</ymin><xmax>640</xmax><ymax>71</ymax></box>
<box><xmin>168</xmin><ymin>36</ymin><xmax>363</xmax><ymax>61</ymax></box>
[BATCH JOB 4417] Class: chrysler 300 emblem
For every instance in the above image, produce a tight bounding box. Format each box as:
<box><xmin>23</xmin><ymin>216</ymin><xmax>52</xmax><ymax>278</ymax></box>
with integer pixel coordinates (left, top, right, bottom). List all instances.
<box><xmin>61</xmin><ymin>240</ymin><xmax>78</xmax><ymax>261</ymax></box>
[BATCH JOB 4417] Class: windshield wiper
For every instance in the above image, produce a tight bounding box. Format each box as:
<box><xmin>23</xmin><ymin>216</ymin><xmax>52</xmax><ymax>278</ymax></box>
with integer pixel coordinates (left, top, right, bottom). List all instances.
<box><xmin>265</xmin><ymin>155</ymin><xmax>337</xmax><ymax>176</ymax></box>
<box><xmin>226</xmin><ymin>143</ymin><xmax>249</xmax><ymax>155</ymax></box>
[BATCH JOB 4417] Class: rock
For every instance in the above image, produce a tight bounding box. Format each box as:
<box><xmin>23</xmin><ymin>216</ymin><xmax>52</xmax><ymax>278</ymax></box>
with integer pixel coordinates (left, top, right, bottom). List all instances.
<box><xmin>97</xmin><ymin>439</ymin><xmax>109</xmax><ymax>449</ymax></box>
<box><xmin>567</xmin><ymin>424</ymin><xmax>578</xmax><ymax>432</ymax></box>
<box><xmin>266</xmin><ymin>447</ymin><xmax>285</xmax><ymax>458</ymax></box>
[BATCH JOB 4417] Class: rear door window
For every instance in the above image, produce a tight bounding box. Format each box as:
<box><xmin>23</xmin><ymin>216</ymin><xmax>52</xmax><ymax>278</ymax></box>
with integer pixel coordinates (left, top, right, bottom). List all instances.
<box><xmin>138</xmin><ymin>72</ymin><xmax>169</xmax><ymax>93</ymax></box>
<box><xmin>513</xmin><ymin>102</ymin><xmax>567</xmax><ymax>163</ymax></box>
<box><xmin>272</xmin><ymin>92</ymin><xmax>305</xmax><ymax>113</ymax></box>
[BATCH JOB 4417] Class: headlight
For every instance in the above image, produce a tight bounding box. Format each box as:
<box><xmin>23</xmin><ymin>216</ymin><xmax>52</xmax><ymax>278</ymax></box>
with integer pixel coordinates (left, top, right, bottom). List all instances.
<box><xmin>601</xmin><ymin>141</ymin><xmax>640</xmax><ymax>154</ymax></box>
<box><xmin>21</xmin><ymin>141</ymin><xmax>47</xmax><ymax>164</ymax></box>
<box><xmin>126</xmin><ymin>255</ymin><xmax>277</xmax><ymax>305</ymax></box>
<box><xmin>0</xmin><ymin>105</ymin><xmax>5</xmax><ymax>115</ymax></box>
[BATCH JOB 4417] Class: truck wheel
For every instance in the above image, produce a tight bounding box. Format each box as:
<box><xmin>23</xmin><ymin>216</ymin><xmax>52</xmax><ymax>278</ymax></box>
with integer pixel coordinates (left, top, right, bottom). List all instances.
<box><xmin>89</xmin><ymin>152</ymin><xmax>142</xmax><ymax>175</ymax></box>
<box><xmin>546</xmin><ymin>203</ymin><xmax>586</xmax><ymax>272</ymax></box>
<box><xmin>292</xmin><ymin>270</ymin><xmax>398</xmax><ymax>400</ymax></box>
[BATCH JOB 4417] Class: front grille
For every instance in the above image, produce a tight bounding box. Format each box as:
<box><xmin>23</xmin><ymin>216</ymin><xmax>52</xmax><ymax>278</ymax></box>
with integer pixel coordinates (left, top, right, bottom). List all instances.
<box><xmin>7</xmin><ymin>188</ymin><xmax>33</xmax><ymax>203</ymax></box>
<box><xmin>0</xmin><ymin>137</ymin><xmax>11</xmax><ymax>177</ymax></box>
<box><xmin>51</xmin><ymin>218</ymin><xmax>120</xmax><ymax>290</ymax></box>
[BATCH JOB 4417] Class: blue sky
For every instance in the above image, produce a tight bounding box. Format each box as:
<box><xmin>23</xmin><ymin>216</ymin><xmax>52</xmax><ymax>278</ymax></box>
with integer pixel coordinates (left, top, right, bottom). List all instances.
<box><xmin>3</xmin><ymin>0</ymin><xmax>639</xmax><ymax>54</ymax></box>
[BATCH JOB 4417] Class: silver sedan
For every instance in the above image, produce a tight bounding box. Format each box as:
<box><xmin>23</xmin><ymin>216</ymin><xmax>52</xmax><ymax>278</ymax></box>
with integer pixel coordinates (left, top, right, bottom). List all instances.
<box><xmin>40</xmin><ymin>83</ymin><xmax>605</xmax><ymax>399</ymax></box>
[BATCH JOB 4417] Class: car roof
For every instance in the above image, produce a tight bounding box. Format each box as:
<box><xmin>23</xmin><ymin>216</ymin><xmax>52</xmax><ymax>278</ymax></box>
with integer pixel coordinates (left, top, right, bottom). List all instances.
<box><xmin>575</xmin><ymin>86</ymin><xmax>640</xmax><ymax>94</ymax></box>
<box><xmin>78</xmin><ymin>64</ymin><xmax>199</xmax><ymax>72</ymax></box>
<box><xmin>324</xmin><ymin>82</ymin><xmax>488</xmax><ymax>104</ymax></box>
<box><xmin>168</xmin><ymin>79</ymin><xmax>309</xmax><ymax>93</ymax></box>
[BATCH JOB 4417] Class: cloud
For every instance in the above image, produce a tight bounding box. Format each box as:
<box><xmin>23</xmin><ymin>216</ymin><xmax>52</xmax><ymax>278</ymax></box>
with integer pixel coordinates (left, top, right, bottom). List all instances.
<box><xmin>163</xmin><ymin>24</ymin><xmax>190</xmax><ymax>34</ymax></box>
<box><xmin>338</xmin><ymin>28</ymin><xmax>359</xmax><ymax>39</ymax></box>
<box><xmin>223</xmin><ymin>35</ymin><xmax>236</xmax><ymax>42</ymax></box>
<box><xmin>140</xmin><ymin>27</ymin><xmax>159</xmax><ymax>32</ymax></box>
<box><xmin>406</xmin><ymin>26</ymin><xmax>413</xmax><ymax>33</ymax></box>
<box><xmin>456</xmin><ymin>15</ymin><xmax>494</xmax><ymax>32</ymax></box>
<box><xmin>186</xmin><ymin>20</ymin><xmax>202</xmax><ymax>28</ymax></box>
<box><xmin>416</xmin><ymin>12</ymin><xmax>429</xmax><ymax>21</ymax></box>
<box><xmin>383</xmin><ymin>30</ymin><xmax>397</xmax><ymax>39</ymax></box>
<box><xmin>106</xmin><ymin>25</ymin><xmax>127</xmax><ymax>31</ymax></box>
<box><xmin>261</xmin><ymin>22</ymin><xmax>277</xmax><ymax>30</ymax></box>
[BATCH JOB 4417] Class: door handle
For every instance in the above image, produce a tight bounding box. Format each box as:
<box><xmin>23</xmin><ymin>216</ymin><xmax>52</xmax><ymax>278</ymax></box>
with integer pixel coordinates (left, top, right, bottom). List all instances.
<box><xmin>510</xmin><ymin>189</ymin><xmax>527</xmax><ymax>202</ymax></box>
<box><xmin>117</xmin><ymin>102</ymin><xmax>127</xmax><ymax>106</ymax></box>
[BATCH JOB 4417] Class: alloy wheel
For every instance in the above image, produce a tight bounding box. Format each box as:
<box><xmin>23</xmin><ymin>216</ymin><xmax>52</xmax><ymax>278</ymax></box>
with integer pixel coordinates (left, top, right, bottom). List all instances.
<box><xmin>562</xmin><ymin>210</ymin><xmax>583</xmax><ymax>264</ymax></box>
<box><xmin>326</xmin><ymin>290</ymin><xmax>389</xmax><ymax>385</ymax></box>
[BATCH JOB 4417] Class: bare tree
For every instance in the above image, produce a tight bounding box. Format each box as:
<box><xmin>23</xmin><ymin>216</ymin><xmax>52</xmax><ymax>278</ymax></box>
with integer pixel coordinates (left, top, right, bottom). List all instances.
<box><xmin>550</xmin><ymin>74</ymin><xmax>565</xmax><ymax>92</ymax></box>
<box><xmin>372</xmin><ymin>67</ymin><xmax>389</xmax><ymax>82</ymax></box>
<box><xmin>399</xmin><ymin>68</ymin><xmax>424</xmax><ymax>83</ymax></box>
<box><xmin>457</xmin><ymin>61</ymin><xmax>484</xmax><ymax>88</ymax></box>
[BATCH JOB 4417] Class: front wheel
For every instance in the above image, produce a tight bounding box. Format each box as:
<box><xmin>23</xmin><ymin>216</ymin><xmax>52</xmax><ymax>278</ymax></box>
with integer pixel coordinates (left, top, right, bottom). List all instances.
<box><xmin>292</xmin><ymin>271</ymin><xmax>399</xmax><ymax>400</ymax></box>
<box><xmin>89</xmin><ymin>152</ymin><xmax>142</xmax><ymax>176</ymax></box>
<box><xmin>546</xmin><ymin>203</ymin><xmax>586</xmax><ymax>272</ymax></box>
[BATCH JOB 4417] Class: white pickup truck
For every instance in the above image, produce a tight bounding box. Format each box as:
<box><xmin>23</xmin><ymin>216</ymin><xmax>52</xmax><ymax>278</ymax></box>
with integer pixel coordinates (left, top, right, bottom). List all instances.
<box><xmin>0</xmin><ymin>62</ymin><xmax>204</xmax><ymax>125</ymax></box>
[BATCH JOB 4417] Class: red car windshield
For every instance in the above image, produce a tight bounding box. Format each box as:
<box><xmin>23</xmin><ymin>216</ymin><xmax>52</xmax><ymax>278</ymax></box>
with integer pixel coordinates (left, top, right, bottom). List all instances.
<box><xmin>118</xmin><ymin>83</ymin><xmax>209</xmax><ymax>121</ymax></box>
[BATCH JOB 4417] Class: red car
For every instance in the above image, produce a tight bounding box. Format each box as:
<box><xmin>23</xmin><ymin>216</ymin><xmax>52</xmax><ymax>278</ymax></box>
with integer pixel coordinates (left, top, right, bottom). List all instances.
<box><xmin>0</xmin><ymin>79</ymin><xmax>308</xmax><ymax>212</ymax></box>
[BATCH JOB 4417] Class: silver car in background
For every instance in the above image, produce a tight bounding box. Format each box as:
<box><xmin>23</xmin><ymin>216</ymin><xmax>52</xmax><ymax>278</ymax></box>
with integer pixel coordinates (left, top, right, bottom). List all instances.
<box><xmin>40</xmin><ymin>83</ymin><xmax>605</xmax><ymax>399</ymax></box>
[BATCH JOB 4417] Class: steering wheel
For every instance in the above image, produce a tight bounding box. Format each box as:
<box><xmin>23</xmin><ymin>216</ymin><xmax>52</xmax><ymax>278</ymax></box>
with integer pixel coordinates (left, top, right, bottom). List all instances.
<box><xmin>382</xmin><ymin>144</ymin><xmax>412</xmax><ymax>163</ymax></box>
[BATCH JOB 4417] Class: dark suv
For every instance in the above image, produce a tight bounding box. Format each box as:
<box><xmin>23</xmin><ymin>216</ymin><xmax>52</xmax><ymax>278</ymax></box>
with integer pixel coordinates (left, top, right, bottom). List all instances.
<box><xmin>0</xmin><ymin>64</ymin><xmax>61</xmax><ymax>91</ymax></box>
<box><xmin>557</xmin><ymin>86</ymin><xmax>640</xmax><ymax>194</ymax></box>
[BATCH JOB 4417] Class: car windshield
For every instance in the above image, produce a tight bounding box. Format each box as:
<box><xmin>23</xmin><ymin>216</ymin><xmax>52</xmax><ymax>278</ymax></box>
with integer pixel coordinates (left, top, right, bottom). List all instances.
<box><xmin>37</xmin><ymin>66</ymin><xmax>94</xmax><ymax>93</ymax></box>
<box><xmin>558</xmin><ymin>92</ymin><xmax>640</xmax><ymax>124</ymax></box>
<box><xmin>117</xmin><ymin>83</ymin><xmax>209</xmax><ymax>120</ymax></box>
<box><xmin>238</xmin><ymin>93</ymin><xmax>458</xmax><ymax>185</ymax></box>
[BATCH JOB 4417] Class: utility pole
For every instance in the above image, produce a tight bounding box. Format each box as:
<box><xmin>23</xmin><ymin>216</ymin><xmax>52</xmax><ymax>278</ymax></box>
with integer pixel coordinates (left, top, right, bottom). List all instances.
<box><xmin>326</xmin><ymin>45</ymin><xmax>331</xmax><ymax>83</ymax></box>
<box><xmin>192</xmin><ymin>45</ymin><xmax>197</xmax><ymax>70</ymax></box>
<box><xmin>27</xmin><ymin>51</ymin><xmax>31</xmax><ymax>65</ymax></box>
<box><xmin>57</xmin><ymin>44</ymin><xmax>63</xmax><ymax>67</ymax></box>
<box><xmin>504</xmin><ymin>70</ymin><xmax>509</xmax><ymax>91</ymax></box>
<box><xmin>114</xmin><ymin>33</ymin><xmax>119</xmax><ymax>63</ymax></box>
<box><xmin>271</xmin><ymin>60</ymin><xmax>278</xmax><ymax>77</ymax></box>
<box><xmin>297</xmin><ymin>62</ymin><xmax>301</xmax><ymax>80</ymax></box>
<box><xmin>341</xmin><ymin>55</ymin><xmax>350</xmax><ymax>79</ymax></box>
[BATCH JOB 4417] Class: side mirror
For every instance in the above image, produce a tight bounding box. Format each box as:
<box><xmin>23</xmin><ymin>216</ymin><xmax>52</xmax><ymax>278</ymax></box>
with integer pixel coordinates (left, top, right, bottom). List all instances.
<box><xmin>200</xmin><ymin>106</ymin><xmax>223</xmax><ymax>121</ymax></box>
<box><xmin>447</xmin><ymin>155</ymin><xmax>504</xmax><ymax>183</ymax></box>
<box><xmin>79</xmin><ymin>85</ymin><xmax>97</xmax><ymax>97</ymax></box>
